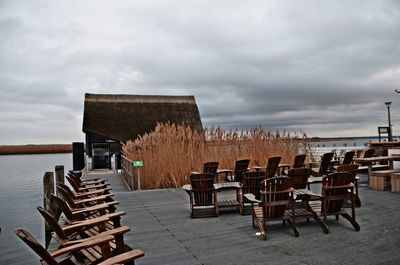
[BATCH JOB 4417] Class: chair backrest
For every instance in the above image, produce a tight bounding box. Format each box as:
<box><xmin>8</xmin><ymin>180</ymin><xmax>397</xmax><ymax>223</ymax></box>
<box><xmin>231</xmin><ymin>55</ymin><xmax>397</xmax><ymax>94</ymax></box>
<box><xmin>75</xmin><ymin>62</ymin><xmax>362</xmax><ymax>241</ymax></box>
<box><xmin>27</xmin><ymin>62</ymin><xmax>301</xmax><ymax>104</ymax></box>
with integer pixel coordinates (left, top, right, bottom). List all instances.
<box><xmin>363</xmin><ymin>149</ymin><xmax>375</xmax><ymax>158</ymax></box>
<box><xmin>336</xmin><ymin>164</ymin><xmax>359</xmax><ymax>183</ymax></box>
<box><xmin>292</xmin><ymin>154</ymin><xmax>306</xmax><ymax>168</ymax></box>
<box><xmin>260</xmin><ymin>176</ymin><xmax>292</xmax><ymax>219</ymax></box>
<box><xmin>37</xmin><ymin>206</ymin><xmax>68</xmax><ymax>241</ymax></box>
<box><xmin>234</xmin><ymin>159</ymin><xmax>250</xmax><ymax>182</ymax></box>
<box><xmin>241</xmin><ymin>171</ymin><xmax>266</xmax><ymax>200</ymax></box>
<box><xmin>319</xmin><ymin>152</ymin><xmax>334</xmax><ymax>174</ymax></box>
<box><xmin>266</xmin><ymin>156</ymin><xmax>281</xmax><ymax>178</ymax></box>
<box><xmin>322</xmin><ymin>172</ymin><xmax>354</xmax><ymax>213</ymax></box>
<box><xmin>342</xmin><ymin>151</ymin><xmax>356</xmax><ymax>165</ymax></box>
<box><xmin>51</xmin><ymin>194</ymin><xmax>76</xmax><ymax>221</ymax></box>
<box><xmin>66</xmin><ymin>174</ymin><xmax>82</xmax><ymax>192</ymax></box>
<box><xmin>57</xmin><ymin>184</ymin><xmax>77</xmax><ymax>207</ymax></box>
<box><xmin>203</xmin><ymin>162</ymin><xmax>219</xmax><ymax>174</ymax></box>
<box><xmin>15</xmin><ymin>229</ymin><xmax>59</xmax><ymax>265</ymax></box>
<box><xmin>190</xmin><ymin>173</ymin><xmax>215</xmax><ymax>206</ymax></box>
<box><xmin>288</xmin><ymin>168</ymin><xmax>311</xmax><ymax>189</ymax></box>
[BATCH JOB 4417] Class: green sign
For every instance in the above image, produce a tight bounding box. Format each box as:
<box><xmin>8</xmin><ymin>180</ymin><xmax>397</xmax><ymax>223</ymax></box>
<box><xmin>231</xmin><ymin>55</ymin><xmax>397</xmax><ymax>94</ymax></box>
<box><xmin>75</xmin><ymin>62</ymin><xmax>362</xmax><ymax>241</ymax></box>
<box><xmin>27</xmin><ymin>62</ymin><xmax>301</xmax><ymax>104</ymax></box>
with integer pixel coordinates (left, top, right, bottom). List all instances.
<box><xmin>133</xmin><ymin>160</ymin><xmax>144</xmax><ymax>167</ymax></box>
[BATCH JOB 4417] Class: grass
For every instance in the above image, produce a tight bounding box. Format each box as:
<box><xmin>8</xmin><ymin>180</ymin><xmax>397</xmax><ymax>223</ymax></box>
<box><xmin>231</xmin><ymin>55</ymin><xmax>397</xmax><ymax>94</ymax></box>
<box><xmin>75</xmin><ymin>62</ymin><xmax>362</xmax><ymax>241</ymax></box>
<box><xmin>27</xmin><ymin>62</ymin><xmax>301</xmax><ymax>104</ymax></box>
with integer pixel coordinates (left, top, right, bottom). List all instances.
<box><xmin>122</xmin><ymin>123</ymin><xmax>310</xmax><ymax>189</ymax></box>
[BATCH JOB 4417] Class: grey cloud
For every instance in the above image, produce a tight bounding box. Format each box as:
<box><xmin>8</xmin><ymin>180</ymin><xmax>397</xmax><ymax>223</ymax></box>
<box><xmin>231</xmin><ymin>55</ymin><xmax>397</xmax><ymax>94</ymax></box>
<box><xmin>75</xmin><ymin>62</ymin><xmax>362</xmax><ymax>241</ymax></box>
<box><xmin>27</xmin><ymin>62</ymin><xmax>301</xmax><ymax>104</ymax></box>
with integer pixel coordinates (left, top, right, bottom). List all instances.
<box><xmin>1</xmin><ymin>0</ymin><xmax>400</xmax><ymax>144</ymax></box>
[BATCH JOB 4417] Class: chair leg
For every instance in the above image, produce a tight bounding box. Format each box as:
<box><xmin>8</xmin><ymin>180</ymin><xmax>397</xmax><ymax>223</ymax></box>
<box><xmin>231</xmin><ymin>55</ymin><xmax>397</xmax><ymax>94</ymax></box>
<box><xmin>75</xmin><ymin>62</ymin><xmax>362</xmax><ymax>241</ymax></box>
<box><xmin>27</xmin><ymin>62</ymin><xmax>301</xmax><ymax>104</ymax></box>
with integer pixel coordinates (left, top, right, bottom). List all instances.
<box><xmin>341</xmin><ymin>213</ymin><xmax>360</xmax><ymax>231</ymax></box>
<box><xmin>313</xmin><ymin>213</ymin><xmax>329</xmax><ymax>234</ymax></box>
<box><xmin>286</xmin><ymin>218</ymin><xmax>299</xmax><ymax>237</ymax></box>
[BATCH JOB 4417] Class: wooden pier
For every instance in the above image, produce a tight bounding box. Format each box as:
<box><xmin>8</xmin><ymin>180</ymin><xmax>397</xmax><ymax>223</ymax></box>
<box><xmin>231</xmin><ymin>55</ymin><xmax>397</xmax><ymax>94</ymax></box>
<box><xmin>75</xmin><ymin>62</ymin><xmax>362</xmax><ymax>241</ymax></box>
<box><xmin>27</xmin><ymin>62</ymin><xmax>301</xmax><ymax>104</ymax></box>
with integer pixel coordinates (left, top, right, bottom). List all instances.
<box><xmin>2</xmin><ymin>170</ymin><xmax>400</xmax><ymax>264</ymax></box>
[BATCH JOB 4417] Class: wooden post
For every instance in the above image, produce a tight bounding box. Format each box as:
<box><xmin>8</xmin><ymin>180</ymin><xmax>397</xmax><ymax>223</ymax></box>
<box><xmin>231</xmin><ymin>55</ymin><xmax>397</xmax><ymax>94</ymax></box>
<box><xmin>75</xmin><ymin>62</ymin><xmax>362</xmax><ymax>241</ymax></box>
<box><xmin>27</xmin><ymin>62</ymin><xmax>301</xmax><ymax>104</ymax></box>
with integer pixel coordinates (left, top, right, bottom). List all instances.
<box><xmin>54</xmin><ymin>165</ymin><xmax>64</xmax><ymax>220</ymax></box>
<box><xmin>43</xmin><ymin>172</ymin><xmax>54</xmax><ymax>249</ymax></box>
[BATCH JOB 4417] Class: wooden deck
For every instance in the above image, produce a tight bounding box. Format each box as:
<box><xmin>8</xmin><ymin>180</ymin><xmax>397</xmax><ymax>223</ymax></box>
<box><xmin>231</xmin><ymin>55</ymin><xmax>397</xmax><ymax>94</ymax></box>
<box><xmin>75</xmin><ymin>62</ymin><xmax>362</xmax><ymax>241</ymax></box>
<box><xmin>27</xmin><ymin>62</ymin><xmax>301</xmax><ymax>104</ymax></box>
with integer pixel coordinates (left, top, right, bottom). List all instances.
<box><xmin>2</xmin><ymin>171</ymin><xmax>400</xmax><ymax>264</ymax></box>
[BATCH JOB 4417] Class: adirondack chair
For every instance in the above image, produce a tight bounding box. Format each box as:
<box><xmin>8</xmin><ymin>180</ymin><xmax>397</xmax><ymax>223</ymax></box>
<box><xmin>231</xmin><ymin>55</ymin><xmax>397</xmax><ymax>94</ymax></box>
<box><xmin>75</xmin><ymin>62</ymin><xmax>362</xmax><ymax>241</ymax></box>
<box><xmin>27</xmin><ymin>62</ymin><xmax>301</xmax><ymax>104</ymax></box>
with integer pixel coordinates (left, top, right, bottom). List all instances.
<box><xmin>280</xmin><ymin>154</ymin><xmax>307</xmax><ymax>175</ymax></box>
<box><xmin>336</xmin><ymin>164</ymin><xmax>361</xmax><ymax>207</ymax></box>
<box><xmin>203</xmin><ymin>161</ymin><xmax>219</xmax><ymax>173</ymax></box>
<box><xmin>341</xmin><ymin>151</ymin><xmax>356</xmax><ymax>165</ymax></box>
<box><xmin>66</xmin><ymin>175</ymin><xmax>111</xmax><ymax>193</ymax></box>
<box><xmin>244</xmin><ymin>176</ymin><xmax>299</xmax><ymax>240</ymax></box>
<box><xmin>309</xmin><ymin>152</ymin><xmax>335</xmax><ymax>177</ymax></box>
<box><xmin>266</xmin><ymin>156</ymin><xmax>281</xmax><ymax>178</ymax></box>
<box><xmin>37</xmin><ymin>206</ymin><xmax>130</xmax><ymax>259</ymax></box>
<box><xmin>309</xmin><ymin>172</ymin><xmax>360</xmax><ymax>231</ymax></box>
<box><xmin>51</xmin><ymin>194</ymin><xmax>125</xmax><ymax>227</ymax></box>
<box><xmin>15</xmin><ymin>229</ymin><xmax>144</xmax><ymax>265</ymax></box>
<box><xmin>238</xmin><ymin>171</ymin><xmax>266</xmax><ymax>215</ymax></box>
<box><xmin>225</xmin><ymin>159</ymin><xmax>250</xmax><ymax>182</ymax></box>
<box><xmin>189</xmin><ymin>173</ymin><xmax>218</xmax><ymax>218</ymax></box>
<box><xmin>57</xmin><ymin>183</ymin><xmax>117</xmax><ymax>209</ymax></box>
<box><xmin>68</xmin><ymin>171</ymin><xmax>109</xmax><ymax>186</ymax></box>
<box><xmin>288</xmin><ymin>168</ymin><xmax>329</xmax><ymax>234</ymax></box>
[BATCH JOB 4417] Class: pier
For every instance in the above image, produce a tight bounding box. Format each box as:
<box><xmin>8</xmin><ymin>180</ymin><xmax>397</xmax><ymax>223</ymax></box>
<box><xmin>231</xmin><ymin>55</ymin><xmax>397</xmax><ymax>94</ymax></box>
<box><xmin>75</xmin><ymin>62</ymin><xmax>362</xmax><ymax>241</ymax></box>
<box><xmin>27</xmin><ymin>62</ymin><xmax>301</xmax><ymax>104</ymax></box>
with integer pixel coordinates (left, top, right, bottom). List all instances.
<box><xmin>2</xmin><ymin>170</ymin><xmax>400</xmax><ymax>264</ymax></box>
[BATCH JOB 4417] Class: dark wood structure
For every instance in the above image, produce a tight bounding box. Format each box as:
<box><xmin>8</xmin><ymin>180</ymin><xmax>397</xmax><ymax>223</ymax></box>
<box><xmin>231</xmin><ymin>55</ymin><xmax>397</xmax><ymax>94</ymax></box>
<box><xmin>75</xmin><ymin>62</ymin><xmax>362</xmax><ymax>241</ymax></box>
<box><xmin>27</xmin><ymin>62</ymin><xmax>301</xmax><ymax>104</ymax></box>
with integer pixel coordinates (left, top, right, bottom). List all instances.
<box><xmin>82</xmin><ymin>93</ymin><xmax>203</xmax><ymax>169</ymax></box>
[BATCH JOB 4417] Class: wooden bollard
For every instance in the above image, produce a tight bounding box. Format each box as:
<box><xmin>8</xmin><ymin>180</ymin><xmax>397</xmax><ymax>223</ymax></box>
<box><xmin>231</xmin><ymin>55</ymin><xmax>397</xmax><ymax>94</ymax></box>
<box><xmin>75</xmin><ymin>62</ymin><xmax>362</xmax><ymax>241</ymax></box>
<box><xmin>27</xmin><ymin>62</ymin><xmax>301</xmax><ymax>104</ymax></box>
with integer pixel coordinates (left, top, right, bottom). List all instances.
<box><xmin>43</xmin><ymin>171</ymin><xmax>54</xmax><ymax>248</ymax></box>
<box><xmin>54</xmin><ymin>165</ymin><xmax>64</xmax><ymax>220</ymax></box>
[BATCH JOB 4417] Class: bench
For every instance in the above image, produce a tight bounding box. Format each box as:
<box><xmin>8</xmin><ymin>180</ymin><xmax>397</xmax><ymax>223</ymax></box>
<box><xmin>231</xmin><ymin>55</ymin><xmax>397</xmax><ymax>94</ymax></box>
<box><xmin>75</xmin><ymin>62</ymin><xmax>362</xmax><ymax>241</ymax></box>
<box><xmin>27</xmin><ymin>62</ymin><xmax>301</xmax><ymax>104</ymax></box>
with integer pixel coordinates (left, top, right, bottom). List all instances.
<box><xmin>370</xmin><ymin>169</ymin><xmax>400</xmax><ymax>191</ymax></box>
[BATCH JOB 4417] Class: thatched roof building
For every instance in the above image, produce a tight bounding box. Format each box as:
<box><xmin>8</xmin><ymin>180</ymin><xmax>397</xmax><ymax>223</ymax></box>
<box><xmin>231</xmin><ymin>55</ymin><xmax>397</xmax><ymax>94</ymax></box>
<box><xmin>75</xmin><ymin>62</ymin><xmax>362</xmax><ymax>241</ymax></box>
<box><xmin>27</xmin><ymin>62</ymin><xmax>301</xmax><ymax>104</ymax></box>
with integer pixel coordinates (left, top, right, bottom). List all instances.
<box><xmin>83</xmin><ymin>93</ymin><xmax>203</xmax><ymax>141</ymax></box>
<box><xmin>82</xmin><ymin>93</ymin><xmax>203</xmax><ymax>168</ymax></box>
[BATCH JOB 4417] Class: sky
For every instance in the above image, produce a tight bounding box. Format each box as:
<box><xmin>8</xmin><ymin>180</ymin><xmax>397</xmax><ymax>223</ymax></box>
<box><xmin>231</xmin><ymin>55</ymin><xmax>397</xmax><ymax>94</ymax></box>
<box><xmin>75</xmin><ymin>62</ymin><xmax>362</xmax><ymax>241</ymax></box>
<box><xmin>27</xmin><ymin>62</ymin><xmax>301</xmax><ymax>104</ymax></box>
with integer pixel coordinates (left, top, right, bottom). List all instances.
<box><xmin>1</xmin><ymin>0</ymin><xmax>400</xmax><ymax>145</ymax></box>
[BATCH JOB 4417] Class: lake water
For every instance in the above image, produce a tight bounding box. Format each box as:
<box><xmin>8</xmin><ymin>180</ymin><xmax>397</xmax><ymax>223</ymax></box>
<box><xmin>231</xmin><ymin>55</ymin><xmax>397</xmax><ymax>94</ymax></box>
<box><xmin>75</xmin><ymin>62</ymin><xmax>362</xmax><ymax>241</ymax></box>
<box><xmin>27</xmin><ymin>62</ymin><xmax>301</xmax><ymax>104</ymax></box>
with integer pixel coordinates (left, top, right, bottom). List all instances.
<box><xmin>0</xmin><ymin>153</ymin><xmax>72</xmax><ymax>265</ymax></box>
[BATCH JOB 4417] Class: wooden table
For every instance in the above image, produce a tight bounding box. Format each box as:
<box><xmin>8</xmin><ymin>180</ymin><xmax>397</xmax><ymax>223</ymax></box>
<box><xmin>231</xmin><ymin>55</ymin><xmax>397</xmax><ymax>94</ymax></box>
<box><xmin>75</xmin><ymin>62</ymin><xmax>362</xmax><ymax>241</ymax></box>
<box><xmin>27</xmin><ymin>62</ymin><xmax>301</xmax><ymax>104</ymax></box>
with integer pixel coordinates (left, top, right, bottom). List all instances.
<box><xmin>354</xmin><ymin>156</ymin><xmax>400</xmax><ymax>184</ymax></box>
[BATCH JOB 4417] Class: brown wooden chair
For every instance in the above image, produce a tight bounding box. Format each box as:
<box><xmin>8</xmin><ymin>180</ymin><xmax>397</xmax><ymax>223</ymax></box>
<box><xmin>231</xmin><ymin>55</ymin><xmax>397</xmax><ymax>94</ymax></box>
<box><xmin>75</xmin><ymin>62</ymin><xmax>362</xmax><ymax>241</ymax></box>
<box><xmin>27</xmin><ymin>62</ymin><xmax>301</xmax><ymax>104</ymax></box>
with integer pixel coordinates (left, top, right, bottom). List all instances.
<box><xmin>226</xmin><ymin>159</ymin><xmax>250</xmax><ymax>182</ymax></box>
<box><xmin>336</xmin><ymin>164</ymin><xmax>361</xmax><ymax>207</ymax></box>
<box><xmin>341</xmin><ymin>151</ymin><xmax>356</xmax><ymax>165</ymax></box>
<box><xmin>288</xmin><ymin>168</ymin><xmax>329</xmax><ymax>234</ymax></box>
<box><xmin>15</xmin><ymin>229</ymin><xmax>144</xmax><ymax>265</ymax></box>
<box><xmin>244</xmin><ymin>176</ymin><xmax>299</xmax><ymax>240</ymax></box>
<box><xmin>37</xmin><ymin>206</ymin><xmax>130</xmax><ymax>260</ymax></box>
<box><xmin>203</xmin><ymin>161</ymin><xmax>219</xmax><ymax>173</ymax></box>
<box><xmin>309</xmin><ymin>172</ymin><xmax>360</xmax><ymax>231</ymax></box>
<box><xmin>280</xmin><ymin>154</ymin><xmax>307</xmax><ymax>175</ymax></box>
<box><xmin>66</xmin><ymin>175</ymin><xmax>110</xmax><ymax>193</ymax></box>
<box><xmin>310</xmin><ymin>152</ymin><xmax>335</xmax><ymax>177</ymax></box>
<box><xmin>238</xmin><ymin>171</ymin><xmax>266</xmax><ymax>215</ymax></box>
<box><xmin>189</xmin><ymin>173</ymin><xmax>218</xmax><ymax>218</ymax></box>
<box><xmin>266</xmin><ymin>156</ymin><xmax>281</xmax><ymax>178</ymax></box>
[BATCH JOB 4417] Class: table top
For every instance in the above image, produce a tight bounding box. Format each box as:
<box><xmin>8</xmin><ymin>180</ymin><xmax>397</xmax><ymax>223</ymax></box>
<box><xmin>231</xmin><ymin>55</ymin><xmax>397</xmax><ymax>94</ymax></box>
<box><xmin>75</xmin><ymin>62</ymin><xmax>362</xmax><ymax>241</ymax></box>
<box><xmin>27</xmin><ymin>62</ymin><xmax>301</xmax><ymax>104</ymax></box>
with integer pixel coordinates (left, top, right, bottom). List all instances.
<box><xmin>182</xmin><ymin>181</ymin><xmax>241</xmax><ymax>192</ymax></box>
<box><xmin>354</xmin><ymin>155</ymin><xmax>400</xmax><ymax>163</ymax></box>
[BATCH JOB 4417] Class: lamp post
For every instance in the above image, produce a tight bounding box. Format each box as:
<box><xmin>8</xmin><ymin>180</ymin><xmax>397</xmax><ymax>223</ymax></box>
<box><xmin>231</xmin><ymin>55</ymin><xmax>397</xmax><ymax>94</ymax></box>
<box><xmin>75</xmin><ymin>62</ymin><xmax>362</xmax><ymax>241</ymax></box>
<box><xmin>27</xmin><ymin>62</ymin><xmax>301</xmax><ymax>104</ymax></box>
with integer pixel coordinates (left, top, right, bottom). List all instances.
<box><xmin>385</xmin><ymin>102</ymin><xmax>392</xmax><ymax>141</ymax></box>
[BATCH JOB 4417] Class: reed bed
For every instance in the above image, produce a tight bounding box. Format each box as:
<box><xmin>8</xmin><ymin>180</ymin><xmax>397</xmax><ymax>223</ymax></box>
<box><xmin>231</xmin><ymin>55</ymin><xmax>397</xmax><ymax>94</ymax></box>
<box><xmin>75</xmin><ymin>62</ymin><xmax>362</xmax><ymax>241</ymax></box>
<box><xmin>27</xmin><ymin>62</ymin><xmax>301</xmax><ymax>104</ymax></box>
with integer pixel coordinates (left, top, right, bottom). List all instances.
<box><xmin>122</xmin><ymin>123</ymin><xmax>310</xmax><ymax>189</ymax></box>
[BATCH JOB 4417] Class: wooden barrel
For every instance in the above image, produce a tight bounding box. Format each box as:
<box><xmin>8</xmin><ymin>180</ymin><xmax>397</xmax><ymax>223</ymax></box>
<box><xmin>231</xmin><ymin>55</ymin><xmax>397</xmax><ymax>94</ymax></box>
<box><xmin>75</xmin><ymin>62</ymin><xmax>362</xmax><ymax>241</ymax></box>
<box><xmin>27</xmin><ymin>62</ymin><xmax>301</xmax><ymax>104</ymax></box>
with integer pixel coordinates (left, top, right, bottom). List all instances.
<box><xmin>391</xmin><ymin>173</ymin><xmax>400</xmax><ymax>193</ymax></box>
<box><xmin>370</xmin><ymin>169</ymin><xmax>400</xmax><ymax>191</ymax></box>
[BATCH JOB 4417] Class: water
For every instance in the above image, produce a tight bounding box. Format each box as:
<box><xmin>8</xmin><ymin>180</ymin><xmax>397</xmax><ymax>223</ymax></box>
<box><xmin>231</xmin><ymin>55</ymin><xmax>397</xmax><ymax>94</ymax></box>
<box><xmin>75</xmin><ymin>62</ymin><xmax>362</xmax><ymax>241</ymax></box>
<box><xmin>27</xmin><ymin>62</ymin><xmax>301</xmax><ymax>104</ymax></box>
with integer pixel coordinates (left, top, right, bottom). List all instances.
<box><xmin>0</xmin><ymin>153</ymin><xmax>72</xmax><ymax>264</ymax></box>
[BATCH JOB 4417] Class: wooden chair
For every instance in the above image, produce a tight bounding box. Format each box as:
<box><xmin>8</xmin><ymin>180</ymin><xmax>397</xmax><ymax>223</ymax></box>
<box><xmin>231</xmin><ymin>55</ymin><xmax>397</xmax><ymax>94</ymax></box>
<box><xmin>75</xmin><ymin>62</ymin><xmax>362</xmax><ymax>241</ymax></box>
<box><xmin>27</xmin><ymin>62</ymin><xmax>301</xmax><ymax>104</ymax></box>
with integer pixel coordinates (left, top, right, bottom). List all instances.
<box><xmin>310</xmin><ymin>152</ymin><xmax>335</xmax><ymax>177</ymax></box>
<box><xmin>68</xmin><ymin>172</ymin><xmax>109</xmax><ymax>187</ymax></box>
<box><xmin>336</xmin><ymin>164</ymin><xmax>361</xmax><ymax>207</ymax></box>
<box><xmin>66</xmin><ymin>175</ymin><xmax>110</xmax><ymax>193</ymax></box>
<box><xmin>203</xmin><ymin>161</ymin><xmax>219</xmax><ymax>173</ymax></box>
<box><xmin>238</xmin><ymin>171</ymin><xmax>266</xmax><ymax>215</ymax></box>
<box><xmin>15</xmin><ymin>229</ymin><xmax>144</xmax><ymax>265</ymax></box>
<box><xmin>288</xmin><ymin>168</ymin><xmax>329</xmax><ymax>234</ymax></box>
<box><xmin>226</xmin><ymin>159</ymin><xmax>250</xmax><ymax>182</ymax></box>
<box><xmin>309</xmin><ymin>172</ymin><xmax>360</xmax><ymax>231</ymax></box>
<box><xmin>341</xmin><ymin>151</ymin><xmax>356</xmax><ymax>165</ymax></box>
<box><xmin>280</xmin><ymin>154</ymin><xmax>306</xmax><ymax>175</ymax></box>
<box><xmin>266</xmin><ymin>156</ymin><xmax>281</xmax><ymax>178</ymax></box>
<box><xmin>244</xmin><ymin>176</ymin><xmax>299</xmax><ymax>240</ymax></box>
<box><xmin>189</xmin><ymin>173</ymin><xmax>218</xmax><ymax>218</ymax></box>
<box><xmin>37</xmin><ymin>206</ymin><xmax>130</xmax><ymax>261</ymax></box>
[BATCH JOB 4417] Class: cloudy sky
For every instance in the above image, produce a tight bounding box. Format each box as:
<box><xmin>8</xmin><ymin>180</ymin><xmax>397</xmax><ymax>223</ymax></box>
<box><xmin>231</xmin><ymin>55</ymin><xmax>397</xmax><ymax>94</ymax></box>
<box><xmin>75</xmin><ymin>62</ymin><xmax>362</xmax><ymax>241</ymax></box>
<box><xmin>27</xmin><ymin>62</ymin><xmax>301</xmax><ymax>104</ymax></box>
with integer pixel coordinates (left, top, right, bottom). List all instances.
<box><xmin>1</xmin><ymin>0</ymin><xmax>400</xmax><ymax>145</ymax></box>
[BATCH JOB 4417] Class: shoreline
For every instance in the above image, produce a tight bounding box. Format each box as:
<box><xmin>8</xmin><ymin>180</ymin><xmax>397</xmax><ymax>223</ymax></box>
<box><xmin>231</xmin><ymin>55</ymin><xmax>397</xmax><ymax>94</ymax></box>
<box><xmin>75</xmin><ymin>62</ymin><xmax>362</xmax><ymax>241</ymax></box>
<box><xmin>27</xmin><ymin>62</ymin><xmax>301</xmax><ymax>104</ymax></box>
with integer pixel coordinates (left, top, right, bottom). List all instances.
<box><xmin>0</xmin><ymin>144</ymin><xmax>73</xmax><ymax>155</ymax></box>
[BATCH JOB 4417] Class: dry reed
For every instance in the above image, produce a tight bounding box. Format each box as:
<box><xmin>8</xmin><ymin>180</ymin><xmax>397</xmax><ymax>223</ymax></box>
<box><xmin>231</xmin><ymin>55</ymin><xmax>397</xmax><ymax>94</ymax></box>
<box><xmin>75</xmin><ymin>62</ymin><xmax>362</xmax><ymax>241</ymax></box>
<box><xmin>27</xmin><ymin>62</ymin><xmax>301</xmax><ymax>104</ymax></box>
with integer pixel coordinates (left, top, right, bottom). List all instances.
<box><xmin>122</xmin><ymin>123</ymin><xmax>310</xmax><ymax>189</ymax></box>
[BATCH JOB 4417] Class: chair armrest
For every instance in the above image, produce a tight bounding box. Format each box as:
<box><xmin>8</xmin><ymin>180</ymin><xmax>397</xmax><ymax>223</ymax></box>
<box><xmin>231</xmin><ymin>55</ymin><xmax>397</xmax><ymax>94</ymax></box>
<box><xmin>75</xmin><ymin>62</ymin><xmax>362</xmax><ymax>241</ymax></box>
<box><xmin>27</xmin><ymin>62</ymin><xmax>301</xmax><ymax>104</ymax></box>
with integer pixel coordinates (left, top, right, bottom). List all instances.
<box><xmin>51</xmin><ymin>235</ymin><xmax>114</xmax><ymax>257</ymax></box>
<box><xmin>74</xmin><ymin>189</ymin><xmax>113</xmax><ymax>197</ymax></box>
<box><xmin>97</xmin><ymin>249</ymin><xmax>145</xmax><ymax>265</ymax></box>
<box><xmin>244</xmin><ymin>193</ymin><xmax>261</xmax><ymax>203</ymax></box>
<box><xmin>74</xmin><ymin>195</ymin><xmax>109</xmax><ymax>204</ymax></box>
<box><xmin>62</xmin><ymin>216</ymin><xmax>110</xmax><ymax>234</ymax></box>
<box><xmin>78</xmin><ymin>183</ymin><xmax>109</xmax><ymax>191</ymax></box>
<box><xmin>70</xmin><ymin>211</ymin><xmax>126</xmax><ymax>225</ymax></box>
<box><xmin>71</xmin><ymin>203</ymin><xmax>109</xmax><ymax>216</ymax></box>
<box><xmin>62</xmin><ymin>226</ymin><xmax>131</xmax><ymax>247</ymax></box>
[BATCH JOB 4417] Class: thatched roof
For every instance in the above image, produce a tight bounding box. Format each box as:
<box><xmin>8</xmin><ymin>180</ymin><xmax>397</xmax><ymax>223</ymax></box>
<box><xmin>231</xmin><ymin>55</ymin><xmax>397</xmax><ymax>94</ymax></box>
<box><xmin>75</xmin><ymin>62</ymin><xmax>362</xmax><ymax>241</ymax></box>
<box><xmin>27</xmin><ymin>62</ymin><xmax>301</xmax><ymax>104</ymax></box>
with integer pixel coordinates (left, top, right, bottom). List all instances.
<box><xmin>82</xmin><ymin>93</ymin><xmax>203</xmax><ymax>142</ymax></box>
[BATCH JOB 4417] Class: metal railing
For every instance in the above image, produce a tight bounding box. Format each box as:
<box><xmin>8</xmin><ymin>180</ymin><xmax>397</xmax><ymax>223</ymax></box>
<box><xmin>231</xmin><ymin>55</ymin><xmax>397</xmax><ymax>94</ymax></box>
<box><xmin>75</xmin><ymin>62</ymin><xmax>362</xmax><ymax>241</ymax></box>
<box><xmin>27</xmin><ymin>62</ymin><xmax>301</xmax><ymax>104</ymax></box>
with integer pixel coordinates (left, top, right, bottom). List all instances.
<box><xmin>121</xmin><ymin>155</ymin><xmax>141</xmax><ymax>191</ymax></box>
